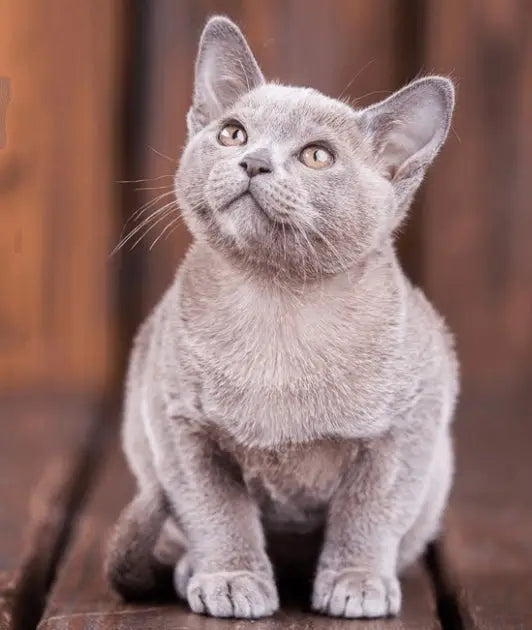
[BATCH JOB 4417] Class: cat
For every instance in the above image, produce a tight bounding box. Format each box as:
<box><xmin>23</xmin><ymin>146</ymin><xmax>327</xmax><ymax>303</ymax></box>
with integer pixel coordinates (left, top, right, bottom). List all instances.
<box><xmin>105</xmin><ymin>15</ymin><xmax>458</xmax><ymax>620</ymax></box>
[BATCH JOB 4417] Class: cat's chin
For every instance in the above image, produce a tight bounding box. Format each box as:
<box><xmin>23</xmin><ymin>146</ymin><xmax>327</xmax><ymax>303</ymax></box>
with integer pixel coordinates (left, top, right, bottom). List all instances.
<box><xmin>225</xmin><ymin>191</ymin><xmax>284</xmax><ymax>226</ymax></box>
<box><xmin>215</xmin><ymin>192</ymin><xmax>289</xmax><ymax>241</ymax></box>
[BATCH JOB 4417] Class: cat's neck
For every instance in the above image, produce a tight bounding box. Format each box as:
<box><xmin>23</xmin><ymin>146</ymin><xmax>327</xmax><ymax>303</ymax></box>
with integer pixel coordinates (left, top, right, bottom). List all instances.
<box><xmin>187</xmin><ymin>239</ymin><xmax>397</xmax><ymax>298</ymax></box>
<box><xmin>177</xmin><ymin>239</ymin><xmax>403</xmax><ymax>322</ymax></box>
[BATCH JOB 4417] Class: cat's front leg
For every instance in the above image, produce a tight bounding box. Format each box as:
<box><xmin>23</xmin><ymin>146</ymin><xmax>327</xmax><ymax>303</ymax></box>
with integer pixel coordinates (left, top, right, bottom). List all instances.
<box><xmin>313</xmin><ymin>426</ymin><xmax>440</xmax><ymax>619</ymax></box>
<box><xmin>153</xmin><ymin>415</ymin><xmax>278</xmax><ymax>619</ymax></box>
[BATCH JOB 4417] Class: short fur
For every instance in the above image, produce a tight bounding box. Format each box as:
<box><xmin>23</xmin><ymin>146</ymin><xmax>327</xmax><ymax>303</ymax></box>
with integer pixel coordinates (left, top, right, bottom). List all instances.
<box><xmin>106</xmin><ymin>16</ymin><xmax>459</xmax><ymax>620</ymax></box>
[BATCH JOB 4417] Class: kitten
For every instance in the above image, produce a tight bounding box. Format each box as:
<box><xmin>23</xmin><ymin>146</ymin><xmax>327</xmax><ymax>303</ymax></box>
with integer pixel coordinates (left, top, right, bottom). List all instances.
<box><xmin>106</xmin><ymin>16</ymin><xmax>458</xmax><ymax>620</ymax></box>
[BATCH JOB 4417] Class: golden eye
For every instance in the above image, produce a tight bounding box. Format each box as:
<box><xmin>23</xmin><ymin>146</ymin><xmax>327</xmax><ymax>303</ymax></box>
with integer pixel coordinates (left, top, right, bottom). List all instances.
<box><xmin>300</xmin><ymin>145</ymin><xmax>334</xmax><ymax>169</ymax></box>
<box><xmin>218</xmin><ymin>123</ymin><xmax>248</xmax><ymax>146</ymax></box>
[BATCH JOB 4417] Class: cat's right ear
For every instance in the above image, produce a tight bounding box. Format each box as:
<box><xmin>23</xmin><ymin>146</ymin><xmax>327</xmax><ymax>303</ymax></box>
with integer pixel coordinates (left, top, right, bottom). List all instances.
<box><xmin>187</xmin><ymin>16</ymin><xmax>265</xmax><ymax>135</ymax></box>
<box><xmin>358</xmin><ymin>76</ymin><xmax>455</xmax><ymax>183</ymax></box>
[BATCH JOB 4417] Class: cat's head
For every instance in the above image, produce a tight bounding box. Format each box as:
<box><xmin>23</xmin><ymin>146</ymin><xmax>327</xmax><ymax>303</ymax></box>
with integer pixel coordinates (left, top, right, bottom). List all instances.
<box><xmin>175</xmin><ymin>16</ymin><xmax>454</xmax><ymax>280</ymax></box>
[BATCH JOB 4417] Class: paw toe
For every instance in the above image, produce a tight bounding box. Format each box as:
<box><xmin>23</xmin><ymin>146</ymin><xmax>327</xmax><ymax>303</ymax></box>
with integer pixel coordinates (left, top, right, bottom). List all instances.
<box><xmin>313</xmin><ymin>569</ymin><xmax>401</xmax><ymax>619</ymax></box>
<box><xmin>187</xmin><ymin>570</ymin><xmax>278</xmax><ymax>619</ymax></box>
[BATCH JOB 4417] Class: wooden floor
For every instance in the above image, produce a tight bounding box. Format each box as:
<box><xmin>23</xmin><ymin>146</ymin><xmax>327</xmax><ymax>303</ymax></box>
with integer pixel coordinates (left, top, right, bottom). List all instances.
<box><xmin>1</xmin><ymin>394</ymin><xmax>531</xmax><ymax>630</ymax></box>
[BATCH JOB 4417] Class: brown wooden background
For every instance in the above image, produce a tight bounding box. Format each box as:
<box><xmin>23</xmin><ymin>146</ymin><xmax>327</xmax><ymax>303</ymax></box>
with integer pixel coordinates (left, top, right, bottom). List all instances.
<box><xmin>1</xmin><ymin>2</ymin><xmax>531</xmax><ymax>628</ymax></box>
<box><xmin>2</xmin><ymin>0</ymin><xmax>531</xmax><ymax>416</ymax></box>
<box><xmin>1</xmin><ymin>0</ymin><xmax>531</xmax><ymax>432</ymax></box>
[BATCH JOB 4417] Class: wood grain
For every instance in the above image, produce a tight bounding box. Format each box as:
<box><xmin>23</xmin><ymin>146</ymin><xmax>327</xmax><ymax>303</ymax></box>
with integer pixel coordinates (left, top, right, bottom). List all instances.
<box><xmin>418</xmin><ymin>2</ymin><xmax>532</xmax><ymax>627</ymax></box>
<box><xmin>441</xmin><ymin>398</ymin><xmax>532</xmax><ymax>629</ymax></box>
<box><xmin>422</xmin><ymin>3</ymin><xmax>532</xmax><ymax>623</ymax></box>
<box><xmin>38</xmin><ymin>433</ymin><xmax>441</xmax><ymax>629</ymax></box>
<box><xmin>0</xmin><ymin>0</ymin><xmax>124</xmax><ymax>391</ymax></box>
<box><xmin>0</xmin><ymin>395</ymin><xmax>102</xmax><ymax>630</ymax></box>
<box><xmin>422</xmin><ymin>0</ymin><xmax>532</xmax><ymax>401</ymax></box>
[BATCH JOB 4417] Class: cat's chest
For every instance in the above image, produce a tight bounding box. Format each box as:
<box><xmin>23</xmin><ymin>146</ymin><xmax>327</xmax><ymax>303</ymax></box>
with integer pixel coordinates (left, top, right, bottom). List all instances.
<box><xmin>191</xmin><ymin>318</ymin><xmax>393</xmax><ymax>446</ymax></box>
<box><xmin>175</xmin><ymin>279</ymin><xmax>400</xmax><ymax>446</ymax></box>
<box><xmin>206</xmin><ymin>318</ymin><xmax>342</xmax><ymax>389</ymax></box>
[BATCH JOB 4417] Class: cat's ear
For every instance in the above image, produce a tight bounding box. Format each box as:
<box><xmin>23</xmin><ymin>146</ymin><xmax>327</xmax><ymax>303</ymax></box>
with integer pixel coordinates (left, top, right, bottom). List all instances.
<box><xmin>187</xmin><ymin>16</ymin><xmax>265</xmax><ymax>135</ymax></box>
<box><xmin>359</xmin><ymin>76</ymin><xmax>455</xmax><ymax>182</ymax></box>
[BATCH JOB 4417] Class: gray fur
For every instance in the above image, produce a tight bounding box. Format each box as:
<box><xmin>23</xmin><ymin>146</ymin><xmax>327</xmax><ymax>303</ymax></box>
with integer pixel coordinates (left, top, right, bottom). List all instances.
<box><xmin>106</xmin><ymin>16</ymin><xmax>458</xmax><ymax>620</ymax></box>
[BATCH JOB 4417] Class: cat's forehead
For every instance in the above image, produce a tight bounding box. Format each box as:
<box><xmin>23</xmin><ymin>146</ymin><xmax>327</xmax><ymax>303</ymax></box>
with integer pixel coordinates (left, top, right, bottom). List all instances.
<box><xmin>231</xmin><ymin>84</ymin><xmax>361</xmax><ymax>140</ymax></box>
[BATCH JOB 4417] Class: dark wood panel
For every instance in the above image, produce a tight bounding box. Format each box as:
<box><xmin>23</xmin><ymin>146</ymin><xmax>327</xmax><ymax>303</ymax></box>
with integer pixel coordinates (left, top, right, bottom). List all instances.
<box><xmin>0</xmin><ymin>0</ymin><xmax>124</xmax><ymax>391</ymax></box>
<box><xmin>0</xmin><ymin>395</ymin><xmax>102</xmax><ymax>630</ymax></box>
<box><xmin>39</xmin><ymin>432</ymin><xmax>441</xmax><ymax>629</ymax></box>
<box><xmin>125</xmin><ymin>0</ymin><xmax>404</xmax><ymax>316</ymax></box>
<box><xmin>441</xmin><ymin>398</ymin><xmax>532</xmax><ymax>629</ymax></box>
<box><xmin>422</xmin><ymin>0</ymin><xmax>532</xmax><ymax>400</ymax></box>
<box><xmin>422</xmin><ymin>3</ymin><xmax>532</xmax><ymax>626</ymax></box>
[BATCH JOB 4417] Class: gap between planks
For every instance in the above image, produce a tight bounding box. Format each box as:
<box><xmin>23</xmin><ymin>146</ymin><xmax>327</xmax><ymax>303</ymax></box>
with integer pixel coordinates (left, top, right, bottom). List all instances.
<box><xmin>6</xmin><ymin>395</ymin><xmax>114</xmax><ymax>630</ymax></box>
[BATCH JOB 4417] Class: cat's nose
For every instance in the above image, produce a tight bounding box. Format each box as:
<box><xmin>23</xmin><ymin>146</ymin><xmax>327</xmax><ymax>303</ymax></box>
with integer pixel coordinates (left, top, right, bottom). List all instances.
<box><xmin>239</xmin><ymin>149</ymin><xmax>273</xmax><ymax>178</ymax></box>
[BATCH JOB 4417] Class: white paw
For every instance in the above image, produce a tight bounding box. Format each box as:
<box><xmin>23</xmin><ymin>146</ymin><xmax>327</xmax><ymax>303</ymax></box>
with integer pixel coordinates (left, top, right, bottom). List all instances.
<box><xmin>173</xmin><ymin>553</ymin><xmax>192</xmax><ymax>600</ymax></box>
<box><xmin>312</xmin><ymin>569</ymin><xmax>401</xmax><ymax>618</ymax></box>
<box><xmin>186</xmin><ymin>570</ymin><xmax>279</xmax><ymax>618</ymax></box>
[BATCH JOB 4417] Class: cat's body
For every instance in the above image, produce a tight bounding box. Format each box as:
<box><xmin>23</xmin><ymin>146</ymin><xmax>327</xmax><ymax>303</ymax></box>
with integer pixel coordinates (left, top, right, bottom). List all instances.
<box><xmin>106</xmin><ymin>16</ymin><xmax>458</xmax><ymax>620</ymax></box>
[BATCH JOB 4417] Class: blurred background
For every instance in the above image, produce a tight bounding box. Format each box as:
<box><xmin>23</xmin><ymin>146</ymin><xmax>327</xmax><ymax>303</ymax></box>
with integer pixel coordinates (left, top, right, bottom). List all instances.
<box><xmin>1</xmin><ymin>0</ymin><xmax>531</xmax><ymax>471</ymax></box>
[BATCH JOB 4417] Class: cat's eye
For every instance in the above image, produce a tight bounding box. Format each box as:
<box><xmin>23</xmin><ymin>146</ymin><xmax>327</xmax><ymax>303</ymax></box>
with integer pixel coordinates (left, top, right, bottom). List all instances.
<box><xmin>218</xmin><ymin>123</ymin><xmax>248</xmax><ymax>147</ymax></box>
<box><xmin>299</xmin><ymin>145</ymin><xmax>334</xmax><ymax>169</ymax></box>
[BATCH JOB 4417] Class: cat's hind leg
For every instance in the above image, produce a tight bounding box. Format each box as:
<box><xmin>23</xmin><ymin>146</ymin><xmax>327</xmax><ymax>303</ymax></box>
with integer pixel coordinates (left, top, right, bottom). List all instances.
<box><xmin>105</xmin><ymin>489</ymin><xmax>177</xmax><ymax>600</ymax></box>
<box><xmin>397</xmin><ymin>428</ymin><xmax>453</xmax><ymax>572</ymax></box>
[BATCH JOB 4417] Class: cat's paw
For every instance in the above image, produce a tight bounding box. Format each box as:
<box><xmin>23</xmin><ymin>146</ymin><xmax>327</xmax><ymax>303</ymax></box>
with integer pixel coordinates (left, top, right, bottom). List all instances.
<box><xmin>312</xmin><ymin>569</ymin><xmax>401</xmax><ymax>618</ymax></box>
<box><xmin>173</xmin><ymin>553</ymin><xmax>193</xmax><ymax>600</ymax></box>
<box><xmin>186</xmin><ymin>570</ymin><xmax>279</xmax><ymax>618</ymax></box>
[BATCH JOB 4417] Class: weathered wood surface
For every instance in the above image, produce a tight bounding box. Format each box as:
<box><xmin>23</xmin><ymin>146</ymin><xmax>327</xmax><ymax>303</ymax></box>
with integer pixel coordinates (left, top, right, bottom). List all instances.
<box><xmin>0</xmin><ymin>0</ymin><xmax>124</xmax><ymax>391</ymax></box>
<box><xmin>421</xmin><ymin>2</ymin><xmax>532</xmax><ymax>625</ymax></box>
<box><xmin>8</xmin><ymin>398</ymin><xmax>532</xmax><ymax>630</ymax></box>
<box><xmin>439</xmin><ymin>399</ymin><xmax>532</xmax><ymax>630</ymax></box>
<box><xmin>38</xmin><ymin>433</ymin><xmax>441</xmax><ymax>630</ymax></box>
<box><xmin>0</xmin><ymin>396</ymin><xmax>104</xmax><ymax>630</ymax></box>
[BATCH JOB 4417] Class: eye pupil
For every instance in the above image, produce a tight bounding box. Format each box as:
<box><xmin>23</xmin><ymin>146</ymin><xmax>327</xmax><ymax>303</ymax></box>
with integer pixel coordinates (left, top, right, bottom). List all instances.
<box><xmin>300</xmin><ymin>145</ymin><xmax>333</xmax><ymax>169</ymax></box>
<box><xmin>218</xmin><ymin>123</ymin><xmax>247</xmax><ymax>146</ymax></box>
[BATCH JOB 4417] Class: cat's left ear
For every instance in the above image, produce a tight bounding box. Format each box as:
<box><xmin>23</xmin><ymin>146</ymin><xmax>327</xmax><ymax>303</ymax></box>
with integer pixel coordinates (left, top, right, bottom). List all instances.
<box><xmin>187</xmin><ymin>16</ymin><xmax>265</xmax><ymax>135</ymax></box>
<box><xmin>358</xmin><ymin>76</ymin><xmax>455</xmax><ymax>182</ymax></box>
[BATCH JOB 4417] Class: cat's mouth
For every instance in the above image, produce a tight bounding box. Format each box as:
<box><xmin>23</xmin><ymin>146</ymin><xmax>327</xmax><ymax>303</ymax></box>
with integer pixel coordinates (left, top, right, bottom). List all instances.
<box><xmin>222</xmin><ymin>190</ymin><xmax>287</xmax><ymax>227</ymax></box>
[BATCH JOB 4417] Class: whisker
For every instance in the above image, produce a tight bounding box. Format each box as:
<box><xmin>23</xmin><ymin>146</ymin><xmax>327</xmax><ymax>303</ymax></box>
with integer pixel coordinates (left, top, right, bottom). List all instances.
<box><xmin>129</xmin><ymin>191</ymin><xmax>175</xmax><ymax>223</ymax></box>
<box><xmin>148</xmin><ymin>145</ymin><xmax>178</xmax><ymax>164</ymax></box>
<box><xmin>337</xmin><ymin>59</ymin><xmax>376</xmax><ymax>101</ymax></box>
<box><xmin>129</xmin><ymin>206</ymin><xmax>178</xmax><ymax>250</ymax></box>
<box><xmin>112</xmin><ymin>200</ymin><xmax>177</xmax><ymax>255</ymax></box>
<box><xmin>149</xmin><ymin>215</ymin><xmax>182</xmax><ymax>250</ymax></box>
<box><xmin>164</xmin><ymin>220</ymin><xmax>183</xmax><ymax>241</ymax></box>
<box><xmin>116</xmin><ymin>174</ymin><xmax>174</xmax><ymax>184</ymax></box>
<box><xmin>305</xmin><ymin>222</ymin><xmax>344</xmax><ymax>269</ymax></box>
<box><xmin>134</xmin><ymin>184</ymin><xmax>174</xmax><ymax>192</ymax></box>
<box><xmin>118</xmin><ymin>192</ymin><xmax>175</xmax><ymax>242</ymax></box>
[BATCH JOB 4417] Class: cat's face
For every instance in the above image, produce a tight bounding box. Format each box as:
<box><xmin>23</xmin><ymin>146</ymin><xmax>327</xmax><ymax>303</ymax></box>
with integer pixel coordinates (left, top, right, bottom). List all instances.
<box><xmin>176</xmin><ymin>85</ymin><xmax>393</xmax><ymax>277</ymax></box>
<box><xmin>175</xmin><ymin>17</ymin><xmax>454</xmax><ymax>280</ymax></box>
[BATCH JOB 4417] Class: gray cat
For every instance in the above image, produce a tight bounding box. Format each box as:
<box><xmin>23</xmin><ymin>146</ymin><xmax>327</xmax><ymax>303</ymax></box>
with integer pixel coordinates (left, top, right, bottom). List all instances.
<box><xmin>106</xmin><ymin>16</ymin><xmax>458</xmax><ymax>620</ymax></box>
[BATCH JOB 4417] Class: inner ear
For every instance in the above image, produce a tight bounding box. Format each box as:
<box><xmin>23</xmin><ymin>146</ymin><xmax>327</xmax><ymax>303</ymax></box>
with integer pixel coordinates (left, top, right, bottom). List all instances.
<box><xmin>188</xmin><ymin>16</ymin><xmax>265</xmax><ymax>134</ymax></box>
<box><xmin>359</xmin><ymin>77</ymin><xmax>455</xmax><ymax>181</ymax></box>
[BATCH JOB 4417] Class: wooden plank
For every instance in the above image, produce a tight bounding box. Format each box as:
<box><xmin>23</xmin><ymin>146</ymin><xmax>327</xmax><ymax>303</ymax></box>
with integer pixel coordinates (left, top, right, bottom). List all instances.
<box><xmin>436</xmin><ymin>398</ymin><xmax>532</xmax><ymax>630</ymax></box>
<box><xmin>127</xmin><ymin>0</ymin><xmax>404</xmax><ymax>316</ymax></box>
<box><xmin>422</xmin><ymin>2</ymin><xmax>532</xmax><ymax>626</ymax></box>
<box><xmin>39</xmin><ymin>431</ymin><xmax>440</xmax><ymax>629</ymax></box>
<box><xmin>0</xmin><ymin>0</ymin><xmax>124</xmax><ymax>391</ymax></box>
<box><xmin>422</xmin><ymin>0</ymin><xmax>532</xmax><ymax>400</ymax></box>
<box><xmin>0</xmin><ymin>395</ymin><xmax>103</xmax><ymax>630</ymax></box>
